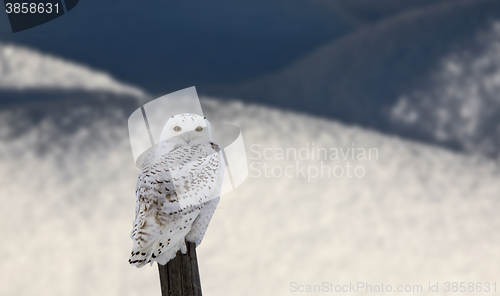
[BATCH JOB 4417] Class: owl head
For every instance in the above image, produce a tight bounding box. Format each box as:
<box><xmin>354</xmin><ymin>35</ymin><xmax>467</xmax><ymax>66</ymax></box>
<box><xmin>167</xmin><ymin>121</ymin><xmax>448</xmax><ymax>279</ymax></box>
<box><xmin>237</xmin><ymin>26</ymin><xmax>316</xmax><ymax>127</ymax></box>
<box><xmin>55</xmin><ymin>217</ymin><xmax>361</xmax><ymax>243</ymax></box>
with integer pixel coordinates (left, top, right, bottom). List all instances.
<box><xmin>159</xmin><ymin>113</ymin><xmax>213</xmax><ymax>144</ymax></box>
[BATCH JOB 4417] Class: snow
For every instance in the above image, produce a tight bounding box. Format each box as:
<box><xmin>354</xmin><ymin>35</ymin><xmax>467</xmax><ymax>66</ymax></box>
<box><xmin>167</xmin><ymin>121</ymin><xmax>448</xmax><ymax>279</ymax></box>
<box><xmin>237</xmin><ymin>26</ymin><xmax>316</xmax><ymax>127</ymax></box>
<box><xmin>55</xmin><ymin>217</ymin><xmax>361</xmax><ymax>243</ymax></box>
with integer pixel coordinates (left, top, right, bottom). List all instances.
<box><xmin>390</xmin><ymin>21</ymin><xmax>500</xmax><ymax>158</ymax></box>
<box><xmin>0</xmin><ymin>94</ymin><xmax>499</xmax><ymax>295</ymax></box>
<box><xmin>0</xmin><ymin>42</ymin><xmax>145</xmax><ymax>97</ymax></box>
<box><xmin>215</xmin><ymin>0</ymin><xmax>500</xmax><ymax>158</ymax></box>
<box><xmin>0</xmin><ymin>37</ymin><xmax>499</xmax><ymax>296</ymax></box>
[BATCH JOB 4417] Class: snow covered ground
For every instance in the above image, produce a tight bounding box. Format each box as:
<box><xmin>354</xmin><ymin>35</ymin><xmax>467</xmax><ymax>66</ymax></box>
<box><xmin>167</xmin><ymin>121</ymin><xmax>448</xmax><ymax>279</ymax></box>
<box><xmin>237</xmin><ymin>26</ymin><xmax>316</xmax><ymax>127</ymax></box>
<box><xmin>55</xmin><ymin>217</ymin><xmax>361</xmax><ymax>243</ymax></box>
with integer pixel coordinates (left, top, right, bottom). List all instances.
<box><xmin>0</xmin><ymin>42</ymin><xmax>144</xmax><ymax>97</ymax></box>
<box><xmin>390</xmin><ymin>21</ymin><xmax>500</xmax><ymax>158</ymax></box>
<box><xmin>0</xmin><ymin>43</ymin><xmax>499</xmax><ymax>296</ymax></box>
<box><xmin>220</xmin><ymin>0</ymin><xmax>500</xmax><ymax>159</ymax></box>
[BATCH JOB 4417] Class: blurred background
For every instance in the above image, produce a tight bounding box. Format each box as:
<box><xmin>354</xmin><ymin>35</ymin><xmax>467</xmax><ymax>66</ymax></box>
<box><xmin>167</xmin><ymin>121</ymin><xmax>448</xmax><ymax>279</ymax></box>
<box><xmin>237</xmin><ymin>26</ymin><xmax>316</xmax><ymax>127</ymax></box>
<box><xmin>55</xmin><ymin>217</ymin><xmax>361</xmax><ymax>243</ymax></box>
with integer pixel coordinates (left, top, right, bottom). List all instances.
<box><xmin>1</xmin><ymin>0</ymin><xmax>500</xmax><ymax>295</ymax></box>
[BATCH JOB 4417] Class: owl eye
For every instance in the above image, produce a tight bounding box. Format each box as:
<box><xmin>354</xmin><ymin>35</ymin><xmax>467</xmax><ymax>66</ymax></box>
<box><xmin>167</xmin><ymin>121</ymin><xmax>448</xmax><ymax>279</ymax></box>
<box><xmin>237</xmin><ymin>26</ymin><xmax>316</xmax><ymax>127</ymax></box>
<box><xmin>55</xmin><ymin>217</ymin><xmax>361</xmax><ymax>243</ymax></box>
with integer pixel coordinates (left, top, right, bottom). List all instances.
<box><xmin>173</xmin><ymin>126</ymin><xmax>182</xmax><ymax>132</ymax></box>
<box><xmin>195</xmin><ymin>126</ymin><xmax>203</xmax><ymax>132</ymax></box>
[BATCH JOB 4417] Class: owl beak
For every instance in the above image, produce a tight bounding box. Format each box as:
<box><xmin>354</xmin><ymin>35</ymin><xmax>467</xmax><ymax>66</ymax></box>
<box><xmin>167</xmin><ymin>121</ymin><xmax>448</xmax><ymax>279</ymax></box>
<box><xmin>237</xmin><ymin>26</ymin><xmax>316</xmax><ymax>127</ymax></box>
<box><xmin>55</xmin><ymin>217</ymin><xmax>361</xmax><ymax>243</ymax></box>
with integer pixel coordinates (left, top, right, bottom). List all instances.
<box><xmin>184</xmin><ymin>132</ymin><xmax>192</xmax><ymax>143</ymax></box>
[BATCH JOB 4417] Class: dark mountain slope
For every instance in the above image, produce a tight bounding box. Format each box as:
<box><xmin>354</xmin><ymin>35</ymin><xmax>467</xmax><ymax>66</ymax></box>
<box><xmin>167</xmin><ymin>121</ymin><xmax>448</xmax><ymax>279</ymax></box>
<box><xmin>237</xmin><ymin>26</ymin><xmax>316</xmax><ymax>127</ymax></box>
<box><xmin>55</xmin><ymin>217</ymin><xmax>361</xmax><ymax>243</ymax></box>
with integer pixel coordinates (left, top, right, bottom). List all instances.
<box><xmin>0</xmin><ymin>0</ymin><xmax>447</xmax><ymax>93</ymax></box>
<box><xmin>207</xmin><ymin>0</ymin><xmax>500</xmax><ymax>156</ymax></box>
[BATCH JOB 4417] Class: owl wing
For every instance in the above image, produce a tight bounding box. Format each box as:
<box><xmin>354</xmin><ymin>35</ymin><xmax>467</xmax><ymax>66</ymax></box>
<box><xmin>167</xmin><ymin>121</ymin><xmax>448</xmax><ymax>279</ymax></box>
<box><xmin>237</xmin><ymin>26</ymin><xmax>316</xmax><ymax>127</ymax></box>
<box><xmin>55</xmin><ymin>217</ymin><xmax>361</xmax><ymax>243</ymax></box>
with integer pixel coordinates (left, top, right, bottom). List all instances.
<box><xmin>186</xmin><ymin>197</ymin><xmax>220</xmax><ymax>246</ymax></box>
<box><xmin>170</xmin><ymin>142</ymin><xmax>225</xmax><ymax>210</ymax></box>
<box><xmin>129</xmin><ymin>143</ymin><xmax>192</xmax><ymax>267</ymax></box>
<box><xmin>184</xmin><ymin>143</ymin><xmax>225</xmax><ymax>246</ymax></box>
<box><xmin>129</xmin><ymin>142</ymin><xmax>225</xmax><ymax>267</ymax></box>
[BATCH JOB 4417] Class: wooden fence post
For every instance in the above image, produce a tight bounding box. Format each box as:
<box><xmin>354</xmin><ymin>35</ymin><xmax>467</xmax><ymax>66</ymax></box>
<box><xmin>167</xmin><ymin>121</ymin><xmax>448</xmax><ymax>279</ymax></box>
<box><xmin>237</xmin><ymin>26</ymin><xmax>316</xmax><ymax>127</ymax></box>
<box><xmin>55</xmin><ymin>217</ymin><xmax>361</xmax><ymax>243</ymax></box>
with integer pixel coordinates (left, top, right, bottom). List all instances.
<box><xmin>158</xmin><ymin>241</ymin><xmax>203</xmax><ymax>296</ymax></box>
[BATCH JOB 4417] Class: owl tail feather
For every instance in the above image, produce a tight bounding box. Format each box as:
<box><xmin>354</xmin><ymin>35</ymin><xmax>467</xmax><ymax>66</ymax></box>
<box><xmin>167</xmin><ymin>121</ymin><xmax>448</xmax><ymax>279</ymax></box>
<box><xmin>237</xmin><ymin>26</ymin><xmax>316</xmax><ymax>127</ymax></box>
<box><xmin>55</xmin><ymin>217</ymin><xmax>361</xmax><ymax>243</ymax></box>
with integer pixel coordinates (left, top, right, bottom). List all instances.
<box><xmin>129</xmin><ymin>236</ymin><xmax>187</xmax><ymax>268</ymax></box>
<box><xmin>128</xmin><ymin>248</ymin><xmax>153</xmax><ymax>268</ymax></box>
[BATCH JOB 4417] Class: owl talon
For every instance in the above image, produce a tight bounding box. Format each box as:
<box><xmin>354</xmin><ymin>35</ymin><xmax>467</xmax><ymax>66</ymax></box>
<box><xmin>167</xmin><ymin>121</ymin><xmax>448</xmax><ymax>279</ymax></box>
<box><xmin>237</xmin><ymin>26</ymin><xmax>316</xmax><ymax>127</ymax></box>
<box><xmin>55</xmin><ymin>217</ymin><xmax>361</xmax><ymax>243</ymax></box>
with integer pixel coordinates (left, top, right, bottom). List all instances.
<box><xmin>180</xmin><ymin>242</ymin><xmax>187</xmax><ymax>255</ymax></box>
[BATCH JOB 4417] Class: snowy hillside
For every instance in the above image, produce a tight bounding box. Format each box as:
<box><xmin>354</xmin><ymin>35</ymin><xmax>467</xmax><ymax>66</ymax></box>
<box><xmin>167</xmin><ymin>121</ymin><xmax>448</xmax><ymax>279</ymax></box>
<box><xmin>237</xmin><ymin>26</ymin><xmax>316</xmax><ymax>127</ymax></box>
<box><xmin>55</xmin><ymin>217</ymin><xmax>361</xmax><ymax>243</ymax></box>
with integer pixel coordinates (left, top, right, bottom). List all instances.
<box><xmin>0</xmin><ymin>0</ymin><xmax>350</xmax><ymax>92</ymax></box>
<box><xmin>0</xmin><ymin>0</ymin><xmax>449</xmax><ymax>92</ymax></box>
<box><xmin>390</xmin><ymin>22</ymin><xmax>500</xmax><ymax>158</ymax></box>
<box><xmin>0</xmin><ymin>43</ymin><xmax>499</xmax><ymax>296</ymax></box>
<box><xmin>2</xmin><ymin>96</ymin><xmax>500</xmax><ymax>296</ymax></box>
<box><xmin>211</xmin><ymin>0</ymin><xmax>500</xmax><ymax>157</ymax></box>
<box><xmin>0</xmin><ymin>43</ymin><xmax>144</xmax><ymax>97</ymax></box>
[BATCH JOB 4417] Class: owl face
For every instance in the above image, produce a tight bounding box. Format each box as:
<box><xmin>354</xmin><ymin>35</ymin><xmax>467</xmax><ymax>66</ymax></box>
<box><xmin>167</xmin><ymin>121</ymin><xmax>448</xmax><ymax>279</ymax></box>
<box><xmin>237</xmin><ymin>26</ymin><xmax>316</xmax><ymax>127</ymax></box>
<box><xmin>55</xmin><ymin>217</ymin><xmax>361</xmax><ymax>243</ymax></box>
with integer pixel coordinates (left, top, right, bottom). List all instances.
<box><xmin>160</xmin><ymin>113</ymin><xmax>210</xmax><ymax>144</ymax></box>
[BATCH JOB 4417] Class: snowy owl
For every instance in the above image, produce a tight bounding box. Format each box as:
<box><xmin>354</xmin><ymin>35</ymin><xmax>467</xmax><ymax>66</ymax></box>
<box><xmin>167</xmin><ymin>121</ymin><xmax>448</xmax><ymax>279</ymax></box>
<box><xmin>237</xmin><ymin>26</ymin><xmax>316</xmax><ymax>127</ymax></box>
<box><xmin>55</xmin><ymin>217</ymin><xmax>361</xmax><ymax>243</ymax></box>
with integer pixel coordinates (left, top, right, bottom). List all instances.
<box><xmin>129</xmin><ymin>113</ymin><xmax>225</xmax><ymax>268</ymax></box>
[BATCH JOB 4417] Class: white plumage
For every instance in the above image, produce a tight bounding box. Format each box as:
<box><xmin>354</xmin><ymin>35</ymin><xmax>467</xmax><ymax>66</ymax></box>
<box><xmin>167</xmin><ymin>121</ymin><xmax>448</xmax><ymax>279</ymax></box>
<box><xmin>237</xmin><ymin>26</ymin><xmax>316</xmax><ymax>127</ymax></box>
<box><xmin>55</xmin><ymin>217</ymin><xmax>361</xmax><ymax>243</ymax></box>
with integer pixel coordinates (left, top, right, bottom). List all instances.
<box><xmin>129</xmin><ymin>113</ymin><xmax>225</xmax><ymax>268</ymax></box>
